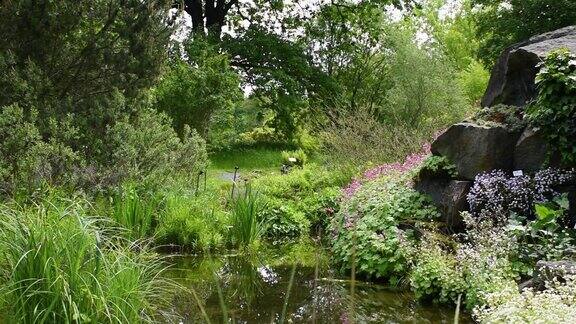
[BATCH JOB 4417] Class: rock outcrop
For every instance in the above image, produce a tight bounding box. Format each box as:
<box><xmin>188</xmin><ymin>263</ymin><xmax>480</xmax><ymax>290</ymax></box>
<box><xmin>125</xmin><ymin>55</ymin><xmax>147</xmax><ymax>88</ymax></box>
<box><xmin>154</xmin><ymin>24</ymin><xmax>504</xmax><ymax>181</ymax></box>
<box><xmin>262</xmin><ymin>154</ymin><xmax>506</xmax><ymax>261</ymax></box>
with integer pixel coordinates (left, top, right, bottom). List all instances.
<box><xmin>482</xmin><ymin>26</ymin><xmax>576</xmax><ymax>108</ymax></box>
<box><xmin>431</xmin><ymin>123</ymin><xmax>521</xmax><ymax>180</ymax></box>
<box><xmin>414</xmin><ymin>177</ymin><xmax>472</xmax><ymax>231</ymax></box>
<box><xmin>513</xmin><ymin>127</ymin><xmax>549</xmax><ymax>172</ymax></box>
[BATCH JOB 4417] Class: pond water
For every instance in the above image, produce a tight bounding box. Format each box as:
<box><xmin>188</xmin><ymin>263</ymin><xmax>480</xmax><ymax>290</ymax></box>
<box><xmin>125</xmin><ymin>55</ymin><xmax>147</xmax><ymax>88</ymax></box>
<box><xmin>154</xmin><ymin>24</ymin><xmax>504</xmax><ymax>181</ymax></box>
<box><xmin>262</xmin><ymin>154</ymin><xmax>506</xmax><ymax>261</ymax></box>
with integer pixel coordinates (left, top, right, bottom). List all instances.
<box><xmin>164</xmin><ymin>246</ymin><xmax>471</xmax><ymax>323</ymax></box>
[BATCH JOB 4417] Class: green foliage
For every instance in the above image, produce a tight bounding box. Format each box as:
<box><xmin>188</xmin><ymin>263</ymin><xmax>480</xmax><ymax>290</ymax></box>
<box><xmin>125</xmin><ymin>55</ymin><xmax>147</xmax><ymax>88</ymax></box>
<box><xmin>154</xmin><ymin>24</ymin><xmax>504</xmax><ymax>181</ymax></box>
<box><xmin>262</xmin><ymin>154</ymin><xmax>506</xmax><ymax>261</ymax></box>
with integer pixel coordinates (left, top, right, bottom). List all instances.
<box><xmin>472</xmin><ymin>0</ymin><xmax>576</xmax><ymax>66</ymax></box>
<box><xmin>409</xmin><ymin>214</ymin><xmax>519</xmax><ymax>309</ymax></box>
<box><xmin>0</xmin><ymin>0</ymin><xmax>171</xmax><ymax>108</ymax></box>
<box><xmin>507</xmin><ymin>195</ymin><xmax>575</xmax><ymax>275</ymax></box>
<box><xmin>281</xmin><ymin>149</ymin><xmax>308</xmax><ymax>167</ymax></box>
<box><xmin>457</xmin><ymin>60</ymin><xmax>490</xmax><ymax>104</ymax></box>
<box><xmin>414</xmin><ymin>0</ymin><xmax>489</xmax><ymax>104</ymax></box>
<box><xmin>0</xmin><ymin>197</ymin><xmax>174</xmax><ymax>323</ymax></box>
<box><xmin>318</xmin><ymin>108</ymin><xmax>429</xmax><ymax>169</ymax></box>
<box><xmin>254</xmin><ymin>164</ymin><xmax>349</xmax><ymax>242</ymax></box>
<box><xmin>155</xmin><ymin>37</ymin><xmax>242</xmax><ymax>146</ymax></box>
<box><xmin>0</xmin><ymin>1</ymin><xmax>207</xmax><ymax>195</ymax></box>
<box><xmin>330</xmin><ymin>176</ymin><xmax>441</xmax><ymax>282</ymax></box>
<box><xmin>414</xmin><ymin>155</ymin><xmax>458</xmax><ymax>180</ymax></box>
<box><xmin>111</xmin><ymin>185</ymin><xmax>162</xmax><ymax>240</ymax></box>
<box><xmin>382</xmin><ymin>26</ymin><xmax>468</xmax><ymax>130</ymax></box>
<box><xmin>155</xmin><ymin>189</ymin><xmax>227</xmax><ymax>252</ymax></box>
<box><xmin>108</xmin><ymin>108</ymin><xmax>208</xmax><ymax>190</ymax></box>
<box><xmin>229</xmin><ymin>186</ymin><xmax>266</xmax><ymax>249</ymax></box>
<box><xmin>472</xmin><ymin>104</ymin><xmax>526</xmax><ymax>132</ymax></box>
<box><xmin>409</xmin><ymin>239</ymin><xmax>465</xmax><ymax>303</ymax></box>
<box><xmin>475</xmin><ymin>276</ymin><xmax>576</xmax><ymax>322</ymax></box>
<box><xmin>0</xmin><ymin>104</ymin><xmax>80</xmax><ymax>194</ymax></box>
<box><xmin>528</xmin><ymin>49</ymin><xmax>576</xmax><ymax>166</ymax></box>
<box><xmin>259</xmin><ymin>198</ymin><xmax>310</xmax><ymax>242</ymax></box>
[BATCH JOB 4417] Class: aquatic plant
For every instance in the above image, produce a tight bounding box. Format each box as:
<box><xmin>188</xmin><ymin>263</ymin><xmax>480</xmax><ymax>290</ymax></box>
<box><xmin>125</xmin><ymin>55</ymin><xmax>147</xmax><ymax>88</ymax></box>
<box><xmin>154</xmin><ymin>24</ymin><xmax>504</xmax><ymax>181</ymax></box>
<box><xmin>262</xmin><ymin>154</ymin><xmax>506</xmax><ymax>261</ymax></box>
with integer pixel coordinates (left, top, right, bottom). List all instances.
<box><xmin>155</xmin><ymin>192</ymin><xmax>227</xmax><ymax>251</ymax></box>
<box><xmin>111</xmin><ymin>185</ymin><xmax>161</xmax><ymax>240</ymax></box>
<box><xmin>229</xmin><ymin>186</ymin><xmax>266</xmax><ymax>248</ymax></box>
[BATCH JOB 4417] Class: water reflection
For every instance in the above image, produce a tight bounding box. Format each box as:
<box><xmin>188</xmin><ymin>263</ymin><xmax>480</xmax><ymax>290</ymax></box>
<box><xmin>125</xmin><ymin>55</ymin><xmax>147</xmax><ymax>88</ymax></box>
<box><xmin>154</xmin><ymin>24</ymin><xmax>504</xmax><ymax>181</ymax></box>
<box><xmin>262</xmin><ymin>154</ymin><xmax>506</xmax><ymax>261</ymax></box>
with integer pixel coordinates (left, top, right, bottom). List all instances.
<box><xmin>165</xmin><ymin>251</ymin><xmax>471</xmax><ymax>323</ymax></box>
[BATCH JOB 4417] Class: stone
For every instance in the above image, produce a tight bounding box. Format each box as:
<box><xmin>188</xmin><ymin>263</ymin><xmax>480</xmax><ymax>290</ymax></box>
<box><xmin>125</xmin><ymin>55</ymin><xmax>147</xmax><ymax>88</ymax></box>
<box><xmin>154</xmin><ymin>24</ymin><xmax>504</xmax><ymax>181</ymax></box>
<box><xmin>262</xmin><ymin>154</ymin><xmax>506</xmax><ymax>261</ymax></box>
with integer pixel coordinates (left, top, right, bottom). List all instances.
<box><xmin>431</xmin><ymin>123</ymin><xmax>521</xmax><ymax>180</ymax></box>
<box><xmin>442</xmin><ymin>181</ymin><xmax>472</xmax><ymax>230</ymax></box>
<box><xmin>482</xmin><ymin>26</ymin><xmax>576</xmax><ymax>108</ymax></box>
<box><xmin>514</xmin><ymin>127</ymin><xmax>548</xmax><ymax>172</ymax></box>
<box><xmin>533</xmin><ymin>260</ymin><xmax>576</xmax><ymax>291</ymax></box>
<box><xmin>518</xmin><ymin>279</ymin><xmax>534</xmax><ymax>292</ymax></box>
<box><xmin>414</xmin><ymin>178</ymin><xmax>472</xmax><ymax>231</ymax></box>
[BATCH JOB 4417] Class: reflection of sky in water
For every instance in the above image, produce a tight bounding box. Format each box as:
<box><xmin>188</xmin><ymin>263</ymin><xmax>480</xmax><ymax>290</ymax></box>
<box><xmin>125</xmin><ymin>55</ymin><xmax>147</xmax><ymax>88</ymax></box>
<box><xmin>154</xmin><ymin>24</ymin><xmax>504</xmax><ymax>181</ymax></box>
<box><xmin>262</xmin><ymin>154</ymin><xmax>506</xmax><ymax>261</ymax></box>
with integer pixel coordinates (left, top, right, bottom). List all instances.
<box><xmin>257</xmin><ymin>266</ymin><xmax>279</xmax><ymax>284</ymax></box>
<box><xmin>165</xmin><ymin>253</ymin><xmax>473</xmax><ymax>324</ymax></box>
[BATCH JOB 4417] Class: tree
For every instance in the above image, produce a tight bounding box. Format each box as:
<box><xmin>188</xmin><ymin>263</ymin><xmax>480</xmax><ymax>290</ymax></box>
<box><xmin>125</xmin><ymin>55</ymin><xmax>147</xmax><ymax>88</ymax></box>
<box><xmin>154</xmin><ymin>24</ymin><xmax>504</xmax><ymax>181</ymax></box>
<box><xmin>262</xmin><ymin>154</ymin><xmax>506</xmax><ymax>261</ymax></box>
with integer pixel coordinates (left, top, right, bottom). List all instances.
<box><xmin>472</xmin><ymin>0</ymin><xmax>576</xmax><ymax>66</ymax></box>
<box><xmin>155</xmin><ymin>37</ymin><xmax>242</xmax><ymax>141</ymax></box>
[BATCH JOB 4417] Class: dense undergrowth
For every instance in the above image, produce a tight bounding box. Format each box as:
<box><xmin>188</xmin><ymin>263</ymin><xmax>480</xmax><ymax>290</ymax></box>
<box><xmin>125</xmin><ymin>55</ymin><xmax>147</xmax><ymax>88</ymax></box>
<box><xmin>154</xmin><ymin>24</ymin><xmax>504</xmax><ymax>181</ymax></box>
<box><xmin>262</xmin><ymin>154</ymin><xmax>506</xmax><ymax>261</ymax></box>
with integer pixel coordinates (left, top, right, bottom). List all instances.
<box><xmin>1</xmin><ymin>0</ymin><xmax>575</xmax><ymax>322</ymax></box>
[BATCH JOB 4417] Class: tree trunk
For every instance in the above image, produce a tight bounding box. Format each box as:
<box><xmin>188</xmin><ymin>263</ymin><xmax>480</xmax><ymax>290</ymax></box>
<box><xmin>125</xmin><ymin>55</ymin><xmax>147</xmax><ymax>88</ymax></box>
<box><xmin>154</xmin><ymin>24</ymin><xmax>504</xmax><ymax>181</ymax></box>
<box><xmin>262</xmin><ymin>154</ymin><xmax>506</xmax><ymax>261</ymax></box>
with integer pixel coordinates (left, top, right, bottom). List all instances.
<box><xmin>184</xmin><ymin>0</ymin><xmax>203</xmax><ymax>32</ymax></box>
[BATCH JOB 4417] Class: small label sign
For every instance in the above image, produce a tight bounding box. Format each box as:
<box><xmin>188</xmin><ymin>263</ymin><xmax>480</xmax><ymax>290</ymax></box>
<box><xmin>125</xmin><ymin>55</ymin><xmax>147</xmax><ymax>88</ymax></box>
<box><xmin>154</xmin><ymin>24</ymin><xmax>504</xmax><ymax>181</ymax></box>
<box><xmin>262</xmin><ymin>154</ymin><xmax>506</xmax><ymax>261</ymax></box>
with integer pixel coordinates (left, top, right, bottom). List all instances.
<box><xmin>288</xmin><ymin>157</ymin><xmax>297</xmax><ymax>163</ymax></box>
<box><xmin>513</xmin><ymin>170</ymin><xmax>524</xmax><ymax>177</ymax></box>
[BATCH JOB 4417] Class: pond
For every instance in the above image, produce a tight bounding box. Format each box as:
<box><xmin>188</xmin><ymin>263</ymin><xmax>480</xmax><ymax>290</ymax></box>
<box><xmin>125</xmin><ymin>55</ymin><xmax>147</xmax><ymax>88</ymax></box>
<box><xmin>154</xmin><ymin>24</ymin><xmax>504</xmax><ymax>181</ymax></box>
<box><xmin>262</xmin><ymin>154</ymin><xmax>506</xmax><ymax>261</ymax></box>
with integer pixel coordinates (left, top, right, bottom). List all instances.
<box><xmin>164</xmin><ymin>244</ymin><xmax>471</xmax><ymax>323</ymax></box>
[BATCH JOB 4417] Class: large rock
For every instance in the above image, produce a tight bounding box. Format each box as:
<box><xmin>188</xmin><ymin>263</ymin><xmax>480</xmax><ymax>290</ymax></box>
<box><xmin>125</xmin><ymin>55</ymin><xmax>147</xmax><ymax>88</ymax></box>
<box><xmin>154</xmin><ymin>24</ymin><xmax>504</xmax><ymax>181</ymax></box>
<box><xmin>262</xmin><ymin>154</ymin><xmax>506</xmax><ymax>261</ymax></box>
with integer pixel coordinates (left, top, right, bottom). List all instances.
<box><xmin>514</xmin><ymin>127</ymin><xmax>548</xmax><ymax>172</ymax></box>
<box><xmin>533</xmin><ymin>260</ymin><xmax>576</xmax><ymax>291</ymax></box>
<box><xmin>482</xmin><ymin>26</ymin><xmax>576</xmax><ymax>108</ymax></box>
<box><xmin>414</xmin><ymin>178</ymin><xmax>472</xmax><ymax>231</ymax></box>
<box><xmin>431</xmin><ymin>123</ymin><xmax>521</xmax><ymax>180</ymax></box>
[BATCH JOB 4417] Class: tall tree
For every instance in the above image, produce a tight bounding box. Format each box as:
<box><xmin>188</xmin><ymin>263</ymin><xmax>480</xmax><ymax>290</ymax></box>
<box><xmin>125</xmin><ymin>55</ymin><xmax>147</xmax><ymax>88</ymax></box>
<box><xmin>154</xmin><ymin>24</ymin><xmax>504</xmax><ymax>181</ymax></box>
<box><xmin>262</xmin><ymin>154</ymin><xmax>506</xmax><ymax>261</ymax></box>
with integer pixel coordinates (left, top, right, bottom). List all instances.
<box><xmin>472</xmin><ymin>0</ymin><xmax>576</xmax><ymax>66</ymax></box>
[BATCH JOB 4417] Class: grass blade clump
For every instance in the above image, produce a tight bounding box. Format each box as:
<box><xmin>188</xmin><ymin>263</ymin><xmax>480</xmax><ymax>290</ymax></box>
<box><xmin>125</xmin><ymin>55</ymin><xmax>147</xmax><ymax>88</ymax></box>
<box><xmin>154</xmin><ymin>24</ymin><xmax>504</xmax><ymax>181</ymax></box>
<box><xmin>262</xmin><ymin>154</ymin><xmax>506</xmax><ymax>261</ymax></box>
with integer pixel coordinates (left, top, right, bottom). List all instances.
<box><xmin>229</xmin><ymin>185</ymin><xmax>266</xmax><ymax>249</ymax></box>
<box><xmin>111</xmin><ymin>185</ymin><xmax>160</xmax><ymax>240</ymax></box>
<box><xmin>0</xmin><ymin>197</ymin><xmax>175</xmax><ymax>323</ymax></box>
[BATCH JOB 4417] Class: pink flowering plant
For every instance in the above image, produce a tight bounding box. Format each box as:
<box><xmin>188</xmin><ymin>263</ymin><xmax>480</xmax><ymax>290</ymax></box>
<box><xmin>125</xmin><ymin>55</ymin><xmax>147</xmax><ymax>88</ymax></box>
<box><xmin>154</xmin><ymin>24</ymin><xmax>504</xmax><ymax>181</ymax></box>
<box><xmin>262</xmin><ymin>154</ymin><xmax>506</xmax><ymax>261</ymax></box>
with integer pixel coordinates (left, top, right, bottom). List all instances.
<box><xmin>342</xmin><ymin>142</ymin><xmax>432</xmax><ymax>199</ymax></box>
<box><xmin>329</xmin><ymin>174</ymin><xmax>441</xmax><ymax>282</ymax></box>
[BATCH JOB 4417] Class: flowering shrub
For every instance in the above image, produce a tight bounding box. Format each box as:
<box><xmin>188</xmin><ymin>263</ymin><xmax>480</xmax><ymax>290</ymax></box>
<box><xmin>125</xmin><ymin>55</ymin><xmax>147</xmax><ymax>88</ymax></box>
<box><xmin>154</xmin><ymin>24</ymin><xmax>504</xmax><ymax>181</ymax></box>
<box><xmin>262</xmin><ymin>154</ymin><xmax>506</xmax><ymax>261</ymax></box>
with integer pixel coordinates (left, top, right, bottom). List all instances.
<box><xmin>410</xmin><ymin>212</ymin><xmax>518</xmax><ymax>309</ymax></box>
<box><xmin>474</xmin><ymin>276</ymin><xmax>576</xmax><ymax>323</ymax></box>
<box><xmin>467</xmin><ymin>168</ymin><xmax>575</xmax><ymax>220</ymax></box>
<box><xmin>330</xmin><ymin>176</ymin><xmax>440</xmax><ymax>282</ymax></box>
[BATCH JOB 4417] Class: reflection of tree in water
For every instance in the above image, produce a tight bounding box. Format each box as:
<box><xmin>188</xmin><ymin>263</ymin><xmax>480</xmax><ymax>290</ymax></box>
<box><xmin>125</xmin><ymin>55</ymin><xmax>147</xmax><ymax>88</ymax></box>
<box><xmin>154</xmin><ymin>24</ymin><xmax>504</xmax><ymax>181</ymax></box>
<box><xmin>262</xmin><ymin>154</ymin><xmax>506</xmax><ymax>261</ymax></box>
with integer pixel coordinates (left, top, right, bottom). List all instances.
<box><xmin>167</xmin><ymin>254</ymin><xmax>470</xmax><ymax>323</ymax></box>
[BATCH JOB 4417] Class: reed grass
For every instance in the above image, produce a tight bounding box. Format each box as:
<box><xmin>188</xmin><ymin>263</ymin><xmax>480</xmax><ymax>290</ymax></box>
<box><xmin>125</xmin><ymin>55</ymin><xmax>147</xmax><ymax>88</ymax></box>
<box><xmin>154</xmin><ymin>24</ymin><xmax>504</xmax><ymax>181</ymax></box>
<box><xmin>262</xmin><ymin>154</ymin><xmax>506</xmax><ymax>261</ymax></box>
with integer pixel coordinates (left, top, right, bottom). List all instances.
<box><xmin>229</xmin><ymin>186</ymin><xmax>266</xmax><ymax>248</ymax></box>
<box><xmin>0</xmin><ymin>197</ymin><xmax>175</xmax><ymax>323</ymax></box>
<box><xmin>111</xmin><ymin>185</ymin><xmax>160</xmax><ymax>240</ymax></box>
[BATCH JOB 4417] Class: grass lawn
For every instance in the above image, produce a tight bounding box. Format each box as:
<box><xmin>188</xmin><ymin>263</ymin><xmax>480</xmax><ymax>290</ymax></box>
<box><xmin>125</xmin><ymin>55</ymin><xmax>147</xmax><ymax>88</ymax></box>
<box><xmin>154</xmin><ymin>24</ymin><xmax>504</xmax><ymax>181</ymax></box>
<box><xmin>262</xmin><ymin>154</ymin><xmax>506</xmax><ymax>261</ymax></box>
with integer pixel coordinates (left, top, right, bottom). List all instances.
<box><xmin>209</xmin><ymin>147</ymin><xmax>285</xmax><ymax>173</ymax></box>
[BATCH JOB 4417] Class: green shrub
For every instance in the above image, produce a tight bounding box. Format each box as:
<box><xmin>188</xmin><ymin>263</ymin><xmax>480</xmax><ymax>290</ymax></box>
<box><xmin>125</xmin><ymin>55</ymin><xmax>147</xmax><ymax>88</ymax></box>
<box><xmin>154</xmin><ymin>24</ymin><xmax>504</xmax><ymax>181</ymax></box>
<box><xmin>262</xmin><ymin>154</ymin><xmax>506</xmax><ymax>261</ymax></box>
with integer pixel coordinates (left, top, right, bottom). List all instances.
<box><xmin>281</xmin><ymin>149</ymin><xmax>307</xmax><ymax>167</ymax></box>
<box><xmin>413</xmin><ymin>155</ymin><xmax>458</xmax><ymax>181</ymax></box>
<box><xmin>155</xmin><ymin>192</ymin><xmax>227</xmax><ymax>251</ymax></box>
<box><xmin>259</xmin><ymin>198</ymin><xmax>310</xmax><ymax>243</ymax></box>
<box><xmin>409</xmin><ymin>238</ymin><xmax>465</xmax><ymax>303</ymax></box>
<box><xmin>108</xmin><ymin>108</ymin><xmax>208</xmax><ymax>190</ymax></box>
<box><xmin>457</xmin><ymin>60</ymin><xmax>490</xmax><ymax>104</ymax></box>
<box><xmin>0</xmin><ymin>104</ymin><xmax>82</xmax><ymax>195</ymax></box>
<box><xmin>474</xmin><ymin>276</ymin><xmax>576</xmax><ymax>322</ymax></box>
<box><xmin>329</xmin><ymin>176</ymin><xmax>441</xmax><ymax>282</ymax></box>
<box><xmin>528</xmin><ymin>49</ymin><xmax>576</xmax><ymax>166</ymax></box>
<box><xmin>410</xmin><ymin>213</ymin><xmax>518</xmax><ymax>309</ymax></box>
<box><xmin>253</xmin><ymin>164</ymin><xmax>350</xmax><ymax>242</ymax></box>
<box><xmin>0</xmin><ymin>197</ymin><xmax>174</xmax><ymax>323</ymax></box>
